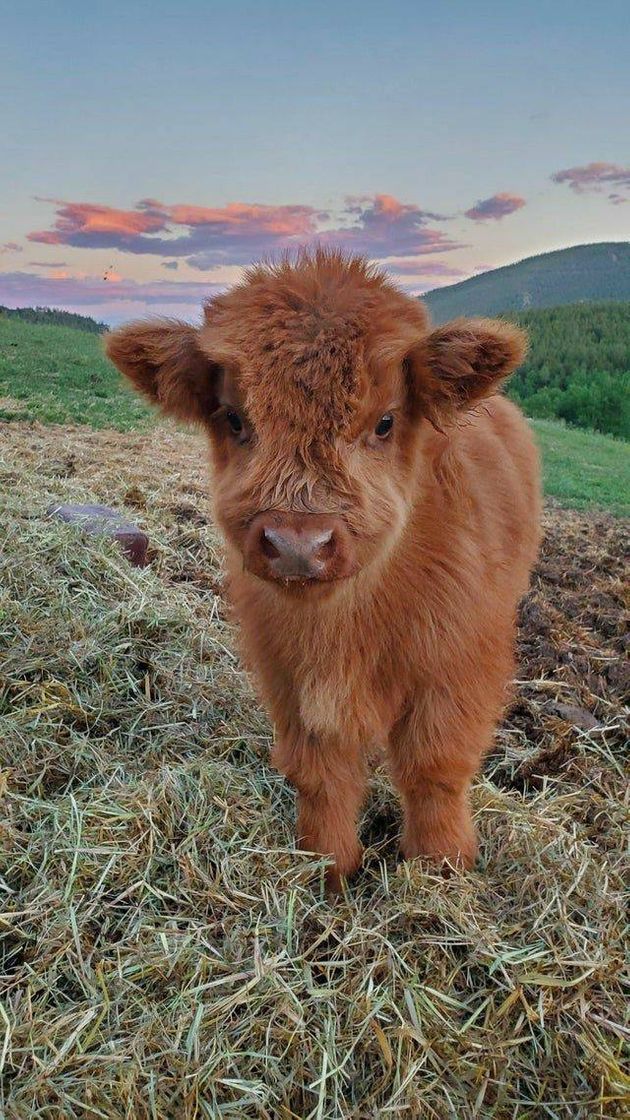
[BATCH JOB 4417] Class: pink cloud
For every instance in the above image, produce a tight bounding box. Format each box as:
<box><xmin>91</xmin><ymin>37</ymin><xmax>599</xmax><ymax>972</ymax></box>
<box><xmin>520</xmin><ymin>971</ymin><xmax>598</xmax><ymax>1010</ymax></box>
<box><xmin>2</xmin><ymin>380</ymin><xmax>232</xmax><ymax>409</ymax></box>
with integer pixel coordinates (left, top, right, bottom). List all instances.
<box><xmin>1</xmin><ymin>242</ymin><xmax>23</xmax><ymax>254</ymax></box>
<box><xmin>343</xmin><ymin>193</ymin><xmax>447</xmax><ymax>223</ymax></box>
<box><xmin>25</xmin><ymin>193</ymin><xmax>462</xmax><ymax>270</ymax></box>
<box><xmin>27</xmin><ymin>197</ymin><xmax>321</xmax><ymax>263</ymax></box>
<box><xmin>321</xmin><ymin>194</ymin><xmax>462</xmax><ymax>260</ymax></box>
<box><xmin>158</xmin><ymin>200</ymin><xmax>319</xmax><ymax>236</ymax></box>
<box><xmin>29</xmin><ymin>199</ymin><xmax>168</xmax><ymax>246</ymax></box>
<box><xmin>551</xmin><ymin>162</ymin><xmax>630</xmax><ymax>196</ymax></box>
<box><xmin>464</xmin><ymin>193</ymin><xmax>526</xmax><ymax>222</ymax></box>
<box><xmin>608</xmin><ymin>192</ymin><xmax>627</xmax><ymax>206</ymax></box>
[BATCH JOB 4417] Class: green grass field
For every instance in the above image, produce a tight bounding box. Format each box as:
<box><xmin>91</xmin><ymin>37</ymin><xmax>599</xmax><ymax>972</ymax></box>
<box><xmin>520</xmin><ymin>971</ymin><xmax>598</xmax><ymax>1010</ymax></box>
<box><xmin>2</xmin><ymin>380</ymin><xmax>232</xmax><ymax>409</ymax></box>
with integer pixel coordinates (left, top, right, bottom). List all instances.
<box><xmin>0</xmin><ymin>317</ymin><xmax>153</xmax><ymax>430</ymax></box>
<box><xmin>1</xmin><ymin>314</ymin><xmax>628</xmax><ymax>515</ymax></box>
<box><xmin>532</xmin><ymin>418</ymin><xmax>629</xmax><ymax>516</ymax></box>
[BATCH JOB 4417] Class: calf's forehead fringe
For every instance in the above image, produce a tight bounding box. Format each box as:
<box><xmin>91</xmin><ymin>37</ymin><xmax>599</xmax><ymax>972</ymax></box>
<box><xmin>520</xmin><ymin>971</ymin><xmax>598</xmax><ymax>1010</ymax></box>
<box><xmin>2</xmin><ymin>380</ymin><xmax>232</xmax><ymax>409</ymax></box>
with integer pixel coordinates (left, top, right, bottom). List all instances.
<box><xmin>198</xmin><ymin>251</ymin><xmax>429</xmax><ymax>431</ymax></box>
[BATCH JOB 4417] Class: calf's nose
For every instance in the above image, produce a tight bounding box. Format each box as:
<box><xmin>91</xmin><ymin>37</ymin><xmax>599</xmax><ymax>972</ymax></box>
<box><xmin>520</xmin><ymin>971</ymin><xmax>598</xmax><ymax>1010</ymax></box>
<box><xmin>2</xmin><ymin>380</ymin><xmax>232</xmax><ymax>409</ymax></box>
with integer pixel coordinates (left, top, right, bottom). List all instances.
<box><xmin>244</xmin><ymin>511</ymin><xmax>352</xmax><ymax>584</ymax></box>
<box><xmin>261</xmin><ymin>525</ymin><xmax>334</xmax><ymax>579</ymax></box>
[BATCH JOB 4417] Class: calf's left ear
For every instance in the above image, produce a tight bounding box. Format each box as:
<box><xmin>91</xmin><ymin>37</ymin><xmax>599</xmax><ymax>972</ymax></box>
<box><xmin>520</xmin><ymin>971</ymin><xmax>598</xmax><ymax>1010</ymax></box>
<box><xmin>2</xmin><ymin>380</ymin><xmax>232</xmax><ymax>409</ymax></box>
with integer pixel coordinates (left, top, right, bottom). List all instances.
<box><xmin>105</xmin><ymin>319</ymin><xmax>219</xmax><ymax>423</ymax></box>
<box><xmin>409</xmin><ymin>318</ymin><xmax>527</xmax><ymax>426</ymax></box>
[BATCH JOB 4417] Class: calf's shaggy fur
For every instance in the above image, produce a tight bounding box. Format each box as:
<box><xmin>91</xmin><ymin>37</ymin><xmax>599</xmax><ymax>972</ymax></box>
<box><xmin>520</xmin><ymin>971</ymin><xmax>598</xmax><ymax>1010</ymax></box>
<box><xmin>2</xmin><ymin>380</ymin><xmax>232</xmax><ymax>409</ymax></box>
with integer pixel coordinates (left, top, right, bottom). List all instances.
<box><xmin>106</xmin><ymin>251</ymin><xmax>541</xmax><ymax>890</ymax></box>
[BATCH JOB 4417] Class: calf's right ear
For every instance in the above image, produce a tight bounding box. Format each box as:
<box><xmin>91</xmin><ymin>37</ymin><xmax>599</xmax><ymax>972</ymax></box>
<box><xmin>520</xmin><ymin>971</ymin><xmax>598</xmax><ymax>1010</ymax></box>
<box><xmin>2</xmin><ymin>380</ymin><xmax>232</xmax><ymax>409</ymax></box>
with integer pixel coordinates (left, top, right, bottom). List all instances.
<box><xmin>105</xmin><ymin>320</ymin><xmax>219</xmax><ymax>423</ymax></box>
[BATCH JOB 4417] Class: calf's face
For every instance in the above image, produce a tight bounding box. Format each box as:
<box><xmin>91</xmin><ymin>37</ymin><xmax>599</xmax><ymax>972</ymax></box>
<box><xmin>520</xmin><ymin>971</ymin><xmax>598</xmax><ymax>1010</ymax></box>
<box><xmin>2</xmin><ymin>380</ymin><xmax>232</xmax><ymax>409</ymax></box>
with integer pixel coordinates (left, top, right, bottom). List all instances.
<box><xmin>205</xmin><ymin>319</ymin><xmax>423</xmax><ymax>589</ymax></box>
<box><xmin>106</xmin><ymin>254</ymin><xmax>525</xmax><ymax>592</ymax></box>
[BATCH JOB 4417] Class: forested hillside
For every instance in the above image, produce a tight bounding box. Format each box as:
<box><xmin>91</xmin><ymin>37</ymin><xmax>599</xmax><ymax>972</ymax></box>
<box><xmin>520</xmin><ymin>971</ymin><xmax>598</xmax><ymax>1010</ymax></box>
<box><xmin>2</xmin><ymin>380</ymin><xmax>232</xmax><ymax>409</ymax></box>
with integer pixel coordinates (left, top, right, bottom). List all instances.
<box><xmin>423</xmin><ymin>242</ymin><xmax>630</xmax><ymax>321</ymax></box>
<box><xmin>506</xmin><ymin>301</ymin><xmax>629</xmax><ymax>439</ymax></box>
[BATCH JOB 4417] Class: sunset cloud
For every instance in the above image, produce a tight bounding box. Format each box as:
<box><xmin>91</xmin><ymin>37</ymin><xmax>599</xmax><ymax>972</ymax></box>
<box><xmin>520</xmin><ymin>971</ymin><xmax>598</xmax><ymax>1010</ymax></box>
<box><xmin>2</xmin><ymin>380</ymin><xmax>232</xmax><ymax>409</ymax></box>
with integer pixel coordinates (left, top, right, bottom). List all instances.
<box><xmin>29</xmin><ymin>199</ymin><xmax>169</xmax><ymax>246</ymax></box>
<box><xmin>321</xmin><ymin>195</ymin><xmax>462</xmax><ymax>261</ymax></box>
<box><xmin>343</xmin><ymin>194</ymin><xmax>447</xmax><ymax>223</ymax></box>
<box><xmin>155</xmin><ymin>199</ymin><xmax>321</xmax><ymax>235</ymax></box>
<box><xmin>29</xmin><ymin>260</ymin><xmax>68</xmax><ymax>268</ymax></box>
<box><xmin>551</xmin><ymin>162</ymin><xmax>630</xmax><ymax>196</ymax></box>
<box><xmin>464</xmin><ymin>193</ymin><xmax>526</xmax><ymax>222</ymax></box>
<box><xmin>27</xmin><ymin>197</ymin><xmax>321</xmax><ymax>264</ymax></box>
<box><xmin>25</xmin><ymin>193</ymin><xmax>462</xmax><ymax>271</ymax></box>
<box><xmin>1</xmin><ymin>242</ymin><xmax>23</xmax><ymax>254</ymax></box>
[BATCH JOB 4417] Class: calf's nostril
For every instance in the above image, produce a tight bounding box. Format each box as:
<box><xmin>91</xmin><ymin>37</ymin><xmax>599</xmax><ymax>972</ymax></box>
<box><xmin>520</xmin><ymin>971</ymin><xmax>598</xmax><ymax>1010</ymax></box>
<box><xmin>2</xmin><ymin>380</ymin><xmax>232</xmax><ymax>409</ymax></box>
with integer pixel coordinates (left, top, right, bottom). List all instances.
<box><xmin>261</xmin><ymin>527</ymin><xmax>282</xmax><ymax>559</ymax></box>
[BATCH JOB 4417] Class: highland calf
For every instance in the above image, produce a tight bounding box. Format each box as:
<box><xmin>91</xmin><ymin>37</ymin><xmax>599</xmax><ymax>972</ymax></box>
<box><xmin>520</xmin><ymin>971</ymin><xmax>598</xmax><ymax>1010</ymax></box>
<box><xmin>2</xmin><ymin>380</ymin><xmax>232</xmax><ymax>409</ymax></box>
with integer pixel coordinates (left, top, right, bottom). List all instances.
<box><xmin>106</xmin><ymin>251</ymin><xmax>541</xmax><ymax>891</ymax></box>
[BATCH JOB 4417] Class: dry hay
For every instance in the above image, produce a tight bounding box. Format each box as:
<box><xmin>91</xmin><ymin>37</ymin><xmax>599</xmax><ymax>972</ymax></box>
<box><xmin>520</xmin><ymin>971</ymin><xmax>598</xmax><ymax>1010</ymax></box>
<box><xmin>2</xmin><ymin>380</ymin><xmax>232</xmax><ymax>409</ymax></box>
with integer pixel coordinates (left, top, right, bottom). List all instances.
<box><xmin>1</xmin><ymin>420</ymin><xmax>628</xmax><ymax>1119</ymax></box>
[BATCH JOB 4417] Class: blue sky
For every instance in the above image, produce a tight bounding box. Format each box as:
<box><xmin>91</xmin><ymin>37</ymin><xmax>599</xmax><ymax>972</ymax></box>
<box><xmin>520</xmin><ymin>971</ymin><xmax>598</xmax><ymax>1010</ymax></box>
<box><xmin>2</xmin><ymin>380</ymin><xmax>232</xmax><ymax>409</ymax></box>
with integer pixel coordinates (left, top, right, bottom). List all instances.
<box><xmin>1</xmin><ymin>0</ymin><xmax>628</xmax><ymax>322</ymax></box>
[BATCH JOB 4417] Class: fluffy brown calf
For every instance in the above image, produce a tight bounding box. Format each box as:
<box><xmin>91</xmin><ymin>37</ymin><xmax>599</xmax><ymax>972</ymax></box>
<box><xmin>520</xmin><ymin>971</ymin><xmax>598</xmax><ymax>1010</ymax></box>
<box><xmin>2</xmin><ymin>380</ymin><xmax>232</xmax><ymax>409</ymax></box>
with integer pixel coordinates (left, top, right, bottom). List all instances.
<box><xmin>106</xmin><ymin>250</ymin><xmax>541</xmax><ymax>890</ymax></box>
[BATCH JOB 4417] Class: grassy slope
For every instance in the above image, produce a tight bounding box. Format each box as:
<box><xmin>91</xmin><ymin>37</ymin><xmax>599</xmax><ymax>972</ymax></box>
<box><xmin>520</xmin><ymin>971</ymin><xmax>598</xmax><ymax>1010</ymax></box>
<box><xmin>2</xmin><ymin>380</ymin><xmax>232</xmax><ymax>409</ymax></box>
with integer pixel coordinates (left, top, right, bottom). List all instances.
<box><xmin>1</xmin><ymin>422</ymin><xmax>626</xmax><ymax>1118</ymax></box>
<box><xmin>532</xmin><ymin>419</ymin><xmax>629</xmax><ymax>516</ymax></box>
<box><xmin>0</xmin><ymin>317</ymin><xmax>153</xmax><ymax>430</ymax></box>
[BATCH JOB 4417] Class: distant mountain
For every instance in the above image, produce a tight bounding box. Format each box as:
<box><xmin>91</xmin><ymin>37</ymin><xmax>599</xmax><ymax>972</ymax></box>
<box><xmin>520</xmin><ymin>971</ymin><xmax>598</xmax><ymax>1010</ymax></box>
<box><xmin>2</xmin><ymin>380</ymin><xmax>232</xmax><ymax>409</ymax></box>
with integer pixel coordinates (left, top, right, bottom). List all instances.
<box><xmin>0</xmin><ymin>305</ymin><xmax>107</xmax><ymax>333</ymax></box>
<box><xmin>421</xmin><ymin>242</ymin><xmax>630</xmax><ymax>323</ymax></box>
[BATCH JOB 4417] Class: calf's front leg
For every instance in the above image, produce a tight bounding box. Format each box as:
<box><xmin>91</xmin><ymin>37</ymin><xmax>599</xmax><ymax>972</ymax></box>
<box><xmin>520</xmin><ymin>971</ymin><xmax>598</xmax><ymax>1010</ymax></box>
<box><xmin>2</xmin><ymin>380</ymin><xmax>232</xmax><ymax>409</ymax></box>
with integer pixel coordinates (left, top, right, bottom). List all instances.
<box><xmin>272</xmin><ymin>730</ymin><xmax>366</xmax><ymax>892</ymax></box>
<box><xmin>387</xmin><ymin>689</ymin><xmax>499</xmax><ymax>870</ymax></box>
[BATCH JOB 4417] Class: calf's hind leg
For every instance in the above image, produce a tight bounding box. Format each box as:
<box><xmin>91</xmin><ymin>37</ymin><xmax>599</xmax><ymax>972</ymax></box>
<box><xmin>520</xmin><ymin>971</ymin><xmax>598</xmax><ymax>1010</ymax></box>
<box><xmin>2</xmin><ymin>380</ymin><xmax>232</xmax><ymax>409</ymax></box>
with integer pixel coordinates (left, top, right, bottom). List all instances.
<box><xmin>387</xmin><ymin>687</ymin><xmax>501</xmax><ymax>870</ymax></box>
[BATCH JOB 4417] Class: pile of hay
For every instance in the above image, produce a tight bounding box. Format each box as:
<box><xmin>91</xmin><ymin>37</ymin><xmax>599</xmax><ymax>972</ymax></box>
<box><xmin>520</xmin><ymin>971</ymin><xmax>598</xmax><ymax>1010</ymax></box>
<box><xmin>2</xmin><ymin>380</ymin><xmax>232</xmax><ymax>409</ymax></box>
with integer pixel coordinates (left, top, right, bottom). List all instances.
<box><xmin>1</xmin><ymin>421</ymin><xmax>628</xmax><ymax>1119</ymax></box>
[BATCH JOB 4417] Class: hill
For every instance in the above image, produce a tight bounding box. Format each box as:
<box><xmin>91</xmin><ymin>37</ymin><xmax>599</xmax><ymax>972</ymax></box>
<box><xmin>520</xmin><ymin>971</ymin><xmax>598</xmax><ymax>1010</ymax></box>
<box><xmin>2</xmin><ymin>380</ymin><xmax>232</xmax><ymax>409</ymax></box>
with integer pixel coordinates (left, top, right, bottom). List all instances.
<box><xmin>0</xmin><ymin>303</ymin><xmax>107</xmax><ymax>333</ymax></box>
<box><xmin>506</xmin><ymin>301</ymin><xmax>630</xmax><ymax>439</ymax></box>
<box><xmin>422</xmin><ymin>242</ymin><xmax>630</xmax><ymax>321</ymax></box>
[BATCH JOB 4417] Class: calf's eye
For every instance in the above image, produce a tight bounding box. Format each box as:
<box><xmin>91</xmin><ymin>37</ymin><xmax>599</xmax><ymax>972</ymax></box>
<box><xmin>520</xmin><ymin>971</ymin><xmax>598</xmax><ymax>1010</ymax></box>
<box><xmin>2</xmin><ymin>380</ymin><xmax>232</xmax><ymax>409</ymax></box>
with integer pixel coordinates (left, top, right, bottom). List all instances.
<box><xmin>374</xmin><ymin>413</ymin><xmax>394</xmax><ymax>438</ymax></box>
<box><xmin>226</xmin><ymin>409</ymin><xmax>243</xmax><ymax>435</ymax></box>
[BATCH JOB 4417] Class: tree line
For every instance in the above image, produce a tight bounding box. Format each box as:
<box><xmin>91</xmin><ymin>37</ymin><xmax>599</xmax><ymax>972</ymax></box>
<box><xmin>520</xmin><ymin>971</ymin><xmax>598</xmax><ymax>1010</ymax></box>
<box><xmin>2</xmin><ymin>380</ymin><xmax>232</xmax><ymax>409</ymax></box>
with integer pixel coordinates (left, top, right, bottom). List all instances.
<box><xmin>505</xmin><ymin>302</ymin><xmax>629</xmax><ymax>440</ymax></box>
<box><xmin>0</xmin><ymin>305</ymin><xmax>107</xmax><ymax>334</ymax></box>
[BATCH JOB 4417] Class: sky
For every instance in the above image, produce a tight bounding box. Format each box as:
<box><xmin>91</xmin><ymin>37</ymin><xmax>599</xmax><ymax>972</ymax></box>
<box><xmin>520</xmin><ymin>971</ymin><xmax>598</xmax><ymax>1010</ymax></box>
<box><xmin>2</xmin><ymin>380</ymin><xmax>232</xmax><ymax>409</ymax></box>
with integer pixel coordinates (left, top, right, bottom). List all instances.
<box><xmin>1</xmin><ymin>0</ymin><xmax>628</xmax><ymax>323</ymax></box>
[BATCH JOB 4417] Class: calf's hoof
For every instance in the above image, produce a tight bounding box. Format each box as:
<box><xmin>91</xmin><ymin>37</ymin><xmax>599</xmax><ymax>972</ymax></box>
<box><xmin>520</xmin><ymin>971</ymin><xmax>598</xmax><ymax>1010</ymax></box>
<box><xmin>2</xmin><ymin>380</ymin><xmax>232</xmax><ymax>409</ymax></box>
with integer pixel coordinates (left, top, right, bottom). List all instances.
<box><xmin>323</xmin><ymin>844</ymin><xmax>363</xmax><ymax>896</ymax></box>
<box><xmin>401</xmin><ymin>822</ymin><xmax>478</xmax><ymax>871</ymax></box>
